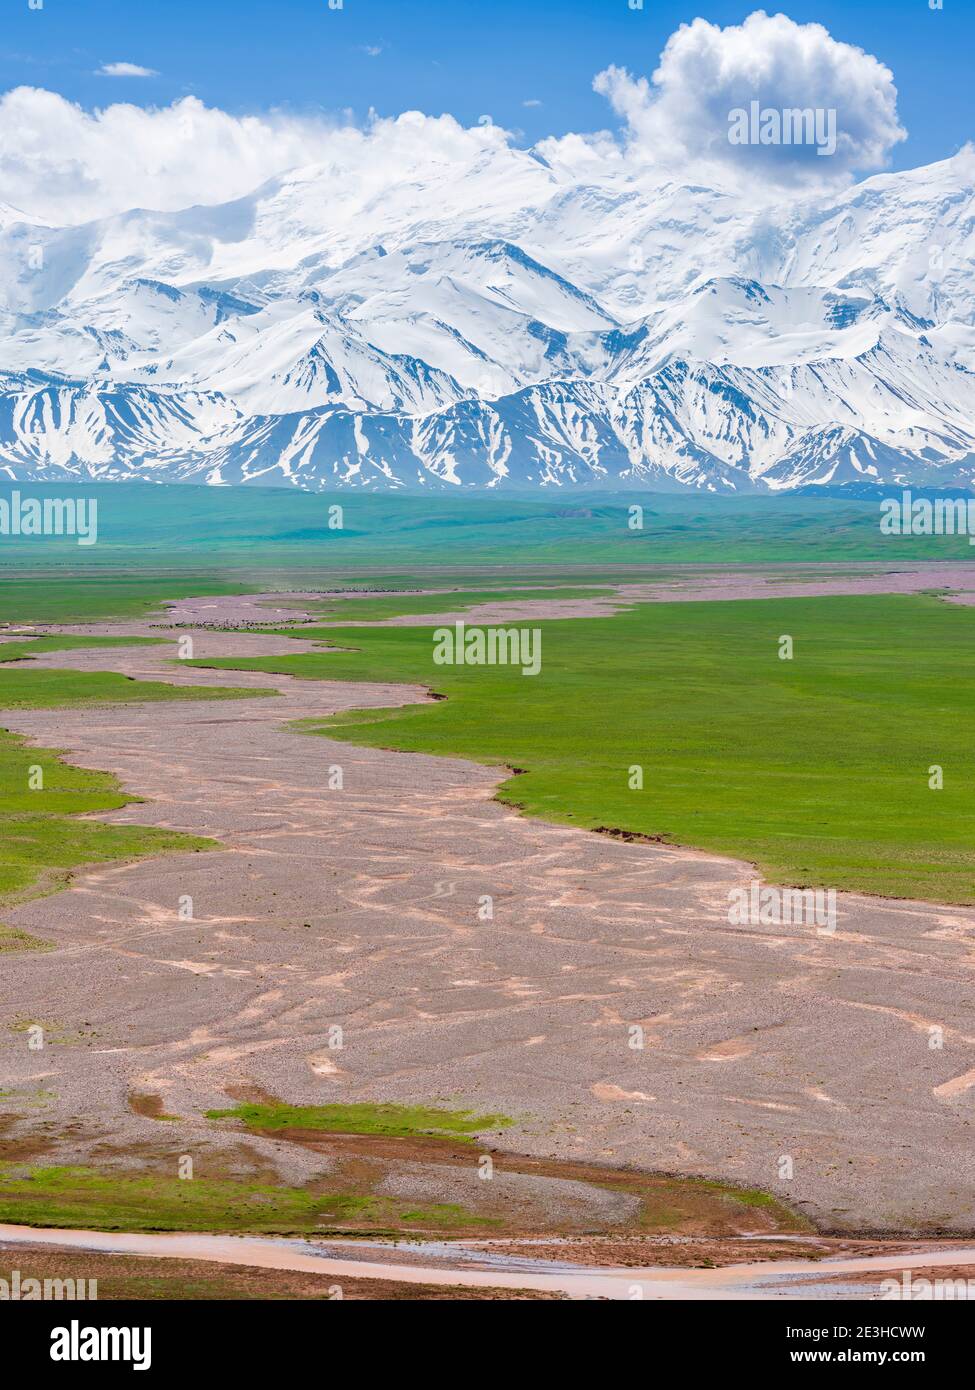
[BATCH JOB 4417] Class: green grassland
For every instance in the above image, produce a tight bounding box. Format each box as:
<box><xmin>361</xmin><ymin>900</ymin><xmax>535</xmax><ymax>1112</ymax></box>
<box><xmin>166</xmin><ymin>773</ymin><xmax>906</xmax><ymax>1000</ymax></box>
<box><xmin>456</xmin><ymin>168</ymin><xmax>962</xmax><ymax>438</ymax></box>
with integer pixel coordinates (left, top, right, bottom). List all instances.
<box><xmin>0</xmin><ymin>1163</ymin><xmax>492</xmax><ymax>1235</ymax></box>
<box><xmin>0</xmin><ymin>576</ymin><xmax>250</xmax><ymax>624</ymax></box>
<box><xmin>3</xmin><ymin>482</ymin><xmax>974</xmax><ymax>571</ymax></box>
<box><xmin>0</xmin><ymin>708</ymin><xmax>216</xmax><ymax>923</ymax></box>
<box><xmin>206</xmin><ymin>1101</ymin><xmax>513</xmax><ymax>1142</ymax></box>
<box><xmin>0</xmin><ymin>635</ymin><xmax>165</xmax><ymax>662</ymax></box>
<box><xmin>192</xmin><ymin>593</ymin><xmax>975</xmax><ymax>903</ymax></box>
<box><xmin>0</xmin><ymin>632</ymin><xmax>265</xmax><ymax>711</ymax></box>
<box><xmin>0</xmin><ymin>636</ymin><xmax>266</xmax><ymax>932</ymax></box>
<box><xmin>0</xmin><ymin>667</ymin><xmax>253</xmax><ymax>712</ymax></box>
<box><xmin>0</xmin><ymin>1155</ymin><xmax>803</xmax><ymax>1237</ymax></box>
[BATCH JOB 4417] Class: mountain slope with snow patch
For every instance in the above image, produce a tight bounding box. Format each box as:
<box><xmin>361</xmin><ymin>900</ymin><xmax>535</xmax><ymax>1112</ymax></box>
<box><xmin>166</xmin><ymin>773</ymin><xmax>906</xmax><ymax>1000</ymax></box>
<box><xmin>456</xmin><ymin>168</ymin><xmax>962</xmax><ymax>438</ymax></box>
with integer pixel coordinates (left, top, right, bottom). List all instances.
<box><xmin>1</xmin><ymin>146</ymin><xmax>974</xmax><ymax>490</ymax></box>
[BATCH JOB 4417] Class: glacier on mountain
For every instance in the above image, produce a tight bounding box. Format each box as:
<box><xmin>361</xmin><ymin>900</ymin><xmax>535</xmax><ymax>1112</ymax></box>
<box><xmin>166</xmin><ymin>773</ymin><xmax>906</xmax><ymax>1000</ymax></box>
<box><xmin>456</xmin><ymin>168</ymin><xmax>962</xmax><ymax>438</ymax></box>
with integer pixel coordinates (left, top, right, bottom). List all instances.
<box><xmin>1</xmin><ymin>143</ymin><xmax>973</xmax><ymax>491</ymax></box>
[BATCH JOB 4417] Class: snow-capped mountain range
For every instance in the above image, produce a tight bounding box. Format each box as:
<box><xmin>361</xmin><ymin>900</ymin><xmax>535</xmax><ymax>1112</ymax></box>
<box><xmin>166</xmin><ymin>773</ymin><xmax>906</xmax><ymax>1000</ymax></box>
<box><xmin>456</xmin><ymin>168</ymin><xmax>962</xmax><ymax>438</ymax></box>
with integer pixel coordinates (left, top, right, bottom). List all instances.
<box><xmin>1</xmin><ymin>144</ymin><xmax>974</xmax><ymax>491</ymax></box>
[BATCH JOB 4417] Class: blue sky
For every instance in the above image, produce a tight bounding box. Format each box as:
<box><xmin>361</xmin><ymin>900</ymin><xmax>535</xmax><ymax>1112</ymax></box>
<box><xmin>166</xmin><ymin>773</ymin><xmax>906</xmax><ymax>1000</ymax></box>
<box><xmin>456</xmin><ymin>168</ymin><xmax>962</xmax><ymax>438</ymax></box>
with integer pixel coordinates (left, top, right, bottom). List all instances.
<box><xmin>2</xmin><ymin>0</ymin><xmax>969</xmax><ymax>172</ymax></box>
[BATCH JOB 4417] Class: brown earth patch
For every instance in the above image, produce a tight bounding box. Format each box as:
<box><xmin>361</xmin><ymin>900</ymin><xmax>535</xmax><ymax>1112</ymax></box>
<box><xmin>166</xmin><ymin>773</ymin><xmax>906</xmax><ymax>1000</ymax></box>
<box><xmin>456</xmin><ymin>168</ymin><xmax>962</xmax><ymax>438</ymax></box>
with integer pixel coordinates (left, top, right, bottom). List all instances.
<box><xmin>127</xmin><ymin>1093</ymin><xmax>179</xmax><ymax>1122</ymax></box>
<box><xmin>0</xmin><ymin>1115</ymin><xmax>56</xmax><ymax>1163</ymax></box>
<box><xmin>592</xmin><ymin>826</ymin><xmax>672</xmax><ymax>845</ymax></box>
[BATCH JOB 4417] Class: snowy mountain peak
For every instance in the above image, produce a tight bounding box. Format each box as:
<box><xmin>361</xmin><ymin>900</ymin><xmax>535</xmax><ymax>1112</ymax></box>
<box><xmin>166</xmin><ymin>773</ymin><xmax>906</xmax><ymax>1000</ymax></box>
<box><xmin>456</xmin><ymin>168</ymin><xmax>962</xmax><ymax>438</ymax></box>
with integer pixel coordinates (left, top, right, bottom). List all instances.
<box><xmin>1</xmin><ymin>148</ymin><xmax>974</xmax><ymax>491</ymax></box>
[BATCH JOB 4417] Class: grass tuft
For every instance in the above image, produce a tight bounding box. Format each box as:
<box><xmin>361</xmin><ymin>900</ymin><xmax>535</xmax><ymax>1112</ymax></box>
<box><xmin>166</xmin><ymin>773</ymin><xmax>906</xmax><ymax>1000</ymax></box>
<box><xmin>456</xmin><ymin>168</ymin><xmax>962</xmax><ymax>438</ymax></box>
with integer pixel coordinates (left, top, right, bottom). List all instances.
<box><xmin>206</xmin><ymin>1101</ymin><xmax>513</xmax><ymax>1143</ymax></box>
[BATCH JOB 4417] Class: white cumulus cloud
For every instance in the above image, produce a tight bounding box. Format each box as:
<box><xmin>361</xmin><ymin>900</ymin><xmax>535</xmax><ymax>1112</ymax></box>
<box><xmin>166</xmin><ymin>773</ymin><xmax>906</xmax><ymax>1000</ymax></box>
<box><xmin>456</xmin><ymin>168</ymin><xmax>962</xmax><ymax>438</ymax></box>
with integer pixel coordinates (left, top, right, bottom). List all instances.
<box><xmin>0</xmin><ymin>88</ymin><xmax>511</xmax><ymax>225</ymax></box>
<box><xmin>0</xmin><ymin>13</ymin><xmax>909</xmax><ymax>226</ymax></box>
<box><xmin>593</xmin><ymin>10</ymin><xmax>906</xmax><ymax>182</ymax></box>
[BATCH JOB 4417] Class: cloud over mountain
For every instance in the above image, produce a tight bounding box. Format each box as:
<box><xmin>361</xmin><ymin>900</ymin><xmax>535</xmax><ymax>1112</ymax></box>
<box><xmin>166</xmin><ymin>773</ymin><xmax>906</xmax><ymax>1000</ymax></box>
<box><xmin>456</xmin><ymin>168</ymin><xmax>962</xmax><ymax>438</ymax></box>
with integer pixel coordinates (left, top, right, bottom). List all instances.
<box><xmin>2</xmin><ymin>11</ymin><xmax>968</xmax><ymax>496</ymax></box>
<box><xmin>0</xmin><ymin>88</ymin><xmax>511</xmax><ymax>226</ymax></box>
<box><xmin>594</xmin><ymin>11</ymin><xmax>906</xmax><ymax>182</ymax></box>
<box><xmin>0</xmin><ymin>12</ymin><xmax>908</xmax><ymax>226</ymax></box>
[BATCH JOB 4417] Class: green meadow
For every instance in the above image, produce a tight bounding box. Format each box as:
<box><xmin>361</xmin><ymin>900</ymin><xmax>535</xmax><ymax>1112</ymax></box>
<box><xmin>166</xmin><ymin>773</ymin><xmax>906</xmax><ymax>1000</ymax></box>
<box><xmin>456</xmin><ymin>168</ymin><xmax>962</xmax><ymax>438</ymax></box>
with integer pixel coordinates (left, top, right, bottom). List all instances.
<box><xmin>0</xmin><ymin>1154</ymin><xmax>800</xmax><ymax>1237</ymax></box>
<box><xmin>0</xmin><ymin>1163</ymin><xmax>492</xmax><ymax>1235</ymax></box>
<box><xmin>0</xmin><ymin>636</ymin><xmax>263</xmax><ymax>931</ymax></box>
<box><xmin>206</xmin><ymin>1101</ymin><xmax>513</xmax><ymax>1142</ymax></box>
<box><xmin>2</xmin><ymin>482</ymin><xmax>972</xmax><ymax>573</ymax></box>
<box><xmin>0</xmin><ymin>716</ymin><xmax>217</xmax><ymax>941</ymax></box>
<box><xmin>0</xmin><ymin>635</ymin><xmax>164</xmax><ymax>662</ymax></box>
<box><xmin>0</xmin><ymin>633</ymin><xmax>264</xmax><ymax>712</ymax></box>
<box><xmin>193</xmin><ymin>592</ymin><xmax>975</xmax><ymax>904</ymax></box>
<box><xmin>0</xmin><ymin>577</ymin><xmax>249</xmax><ymax>625</ymax></box>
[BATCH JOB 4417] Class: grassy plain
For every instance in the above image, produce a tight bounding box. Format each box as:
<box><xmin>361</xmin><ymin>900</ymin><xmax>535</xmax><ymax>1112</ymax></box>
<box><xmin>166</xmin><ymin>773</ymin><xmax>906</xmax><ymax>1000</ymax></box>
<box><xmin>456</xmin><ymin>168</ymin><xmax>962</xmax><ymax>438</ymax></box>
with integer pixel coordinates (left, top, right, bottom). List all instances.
<box><xmin>0</xmin><ymin>577</ymin><xmax>251</xmax><ymax>624</ymax></box>
<box><xmin>0</xmin><ymin>636</ymin><xmax>264</xmax><ymax>926</ymax></box>
<box><xmin>2</xmin><ymin>482</ymin><xmax>971</xmax><ymax>572</ymax></box>
<box><xmin>194</xmin><ymin>593</ymin><xmax>975</xmax><ymax>903</ymax></box>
